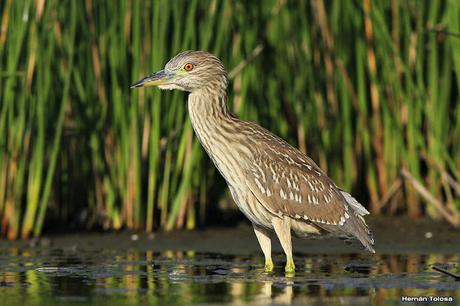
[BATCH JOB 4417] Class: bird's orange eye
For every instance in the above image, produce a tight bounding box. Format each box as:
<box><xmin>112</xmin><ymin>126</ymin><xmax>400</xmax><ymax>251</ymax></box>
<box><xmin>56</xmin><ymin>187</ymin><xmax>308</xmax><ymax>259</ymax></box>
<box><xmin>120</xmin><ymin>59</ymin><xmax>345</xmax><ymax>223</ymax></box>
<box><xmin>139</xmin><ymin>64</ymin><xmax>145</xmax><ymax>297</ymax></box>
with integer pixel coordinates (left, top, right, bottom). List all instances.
<box><xmin>184</xmin><ymin>63</ymin><xmax>194</xmax><ymax>71</ymax></box>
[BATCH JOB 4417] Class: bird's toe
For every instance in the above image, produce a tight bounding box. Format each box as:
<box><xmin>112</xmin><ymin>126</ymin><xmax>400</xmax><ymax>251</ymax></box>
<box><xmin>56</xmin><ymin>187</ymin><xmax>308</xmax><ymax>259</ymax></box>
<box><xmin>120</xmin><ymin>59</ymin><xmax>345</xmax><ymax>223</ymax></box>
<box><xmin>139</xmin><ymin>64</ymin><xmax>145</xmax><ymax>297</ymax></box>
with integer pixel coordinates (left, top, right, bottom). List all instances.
<box><xmin>285</xmin><ymin>259</ymin><xmax>296</xmax><ymax>273</ymax></box>
<box><xmin>264</xmin><ymin>259</ymin><xmax>274</xmax><ymax>272</ymax></box>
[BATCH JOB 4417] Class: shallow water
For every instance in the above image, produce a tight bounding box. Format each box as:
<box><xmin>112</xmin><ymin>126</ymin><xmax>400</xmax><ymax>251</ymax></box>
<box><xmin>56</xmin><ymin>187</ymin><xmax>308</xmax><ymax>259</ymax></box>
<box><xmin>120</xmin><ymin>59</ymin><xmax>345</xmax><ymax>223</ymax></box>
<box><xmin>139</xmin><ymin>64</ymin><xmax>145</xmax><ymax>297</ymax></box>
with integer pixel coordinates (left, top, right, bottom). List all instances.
<box><xmin>1</xmin><ymin>243</ymin><xmax>459</xmax><ymax>306</ymax></box>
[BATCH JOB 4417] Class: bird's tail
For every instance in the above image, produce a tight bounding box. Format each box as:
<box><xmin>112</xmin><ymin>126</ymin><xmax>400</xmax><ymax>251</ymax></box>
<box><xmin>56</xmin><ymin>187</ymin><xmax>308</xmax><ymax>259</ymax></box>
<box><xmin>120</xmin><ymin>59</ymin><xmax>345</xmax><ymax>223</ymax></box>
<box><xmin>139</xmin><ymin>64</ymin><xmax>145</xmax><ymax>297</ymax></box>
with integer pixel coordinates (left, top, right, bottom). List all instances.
<box><xmin>313</xmin><ymin>191</ymin><xmax>375</xmax><ymax>252</ymax></box>
<box><xmin>340</xmin><ymin>191</ymin><xmax>370</xmax><ymax>216</ymax></box>
<box><xmin>339</xmin><ymin>191</ymin><xmax>375</xmax><ymax>253</ymax></box>
<box><xmin>343</xmin><ymin>214</ymin><xmax>375</xmax><ymax>253</ymax></box>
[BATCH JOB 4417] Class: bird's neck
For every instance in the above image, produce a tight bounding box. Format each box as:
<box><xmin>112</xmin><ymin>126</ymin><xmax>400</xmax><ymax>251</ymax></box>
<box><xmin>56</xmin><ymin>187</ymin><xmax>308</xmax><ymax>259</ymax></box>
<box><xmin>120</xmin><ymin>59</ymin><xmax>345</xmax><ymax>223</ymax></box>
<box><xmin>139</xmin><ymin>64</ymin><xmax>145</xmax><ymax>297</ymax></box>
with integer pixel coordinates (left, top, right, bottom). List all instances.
<box><xmin>187</xmin><ymin>88</ymin><xmax>252</xmax><ymax>187</ymax></box>
<box><xmin>187</xmin><ymin>89</ymin><xmax>238</xmax><ymax>164</ymax></box>
<box><xmin>188</xmin><ymin>89</ymin><xmax>230</xmax><ymax>121</ymax></box>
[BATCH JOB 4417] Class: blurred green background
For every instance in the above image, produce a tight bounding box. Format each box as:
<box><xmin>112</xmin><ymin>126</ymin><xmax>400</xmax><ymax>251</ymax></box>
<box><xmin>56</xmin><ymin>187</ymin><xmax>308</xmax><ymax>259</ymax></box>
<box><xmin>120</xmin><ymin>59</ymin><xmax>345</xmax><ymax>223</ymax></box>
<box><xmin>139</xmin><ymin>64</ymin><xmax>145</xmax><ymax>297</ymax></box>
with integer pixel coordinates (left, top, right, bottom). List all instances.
<box><xmin>0</xmin><ymin>0</ymin><xmax>459</xmax><ymax>240</ymax></box>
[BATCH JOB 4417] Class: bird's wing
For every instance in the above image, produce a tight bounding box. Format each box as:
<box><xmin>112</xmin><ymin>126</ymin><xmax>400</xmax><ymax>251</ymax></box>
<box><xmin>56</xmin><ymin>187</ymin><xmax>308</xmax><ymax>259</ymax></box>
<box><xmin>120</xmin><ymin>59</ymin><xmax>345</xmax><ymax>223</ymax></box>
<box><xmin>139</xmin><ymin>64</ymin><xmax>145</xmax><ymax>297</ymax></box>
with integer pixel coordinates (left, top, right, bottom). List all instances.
<box><xmin>239</xmin><ymin>121</ymin><xmax>375</xmax><ymax>252</ymax></box>
<box><xmin>241</xmin><ymin>122</ymin><xmax>351</xmax><ymax>226</ymax></box>
<box><xmin>244</xmin><ymin>149</ymin><xmax>352</xmax><ymax>226</ymax></box>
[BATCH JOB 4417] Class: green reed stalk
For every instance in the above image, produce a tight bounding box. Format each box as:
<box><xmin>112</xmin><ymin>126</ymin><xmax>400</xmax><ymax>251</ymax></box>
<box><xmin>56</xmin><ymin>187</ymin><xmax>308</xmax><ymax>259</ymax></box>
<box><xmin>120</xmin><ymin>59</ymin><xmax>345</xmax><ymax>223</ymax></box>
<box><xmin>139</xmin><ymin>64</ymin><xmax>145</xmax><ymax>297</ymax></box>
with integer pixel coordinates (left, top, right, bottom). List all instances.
<box><xmin>34</xmin><ymin>1</ymin><xmax>77</xmax><ymax>236</ymax></box>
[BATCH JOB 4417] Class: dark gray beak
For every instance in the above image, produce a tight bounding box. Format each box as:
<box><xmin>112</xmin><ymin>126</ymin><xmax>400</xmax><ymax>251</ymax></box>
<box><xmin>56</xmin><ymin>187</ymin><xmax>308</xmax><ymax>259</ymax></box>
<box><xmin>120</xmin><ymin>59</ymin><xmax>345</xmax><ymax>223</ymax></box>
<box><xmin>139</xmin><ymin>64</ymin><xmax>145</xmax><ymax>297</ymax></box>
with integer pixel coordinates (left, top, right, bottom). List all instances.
<box><xmin>130</xmin><ymin>69</ymin><xmax>174</xmax><ymax>88</ymax></box>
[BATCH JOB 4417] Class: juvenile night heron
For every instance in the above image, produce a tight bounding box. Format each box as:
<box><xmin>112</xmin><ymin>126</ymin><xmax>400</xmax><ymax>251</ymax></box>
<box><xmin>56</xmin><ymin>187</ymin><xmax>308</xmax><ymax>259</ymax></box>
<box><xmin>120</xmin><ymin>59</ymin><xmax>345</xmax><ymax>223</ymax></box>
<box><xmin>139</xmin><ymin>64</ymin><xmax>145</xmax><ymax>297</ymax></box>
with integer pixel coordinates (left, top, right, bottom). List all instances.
<box><xmin>132</xmin><ymin>51</ymin><xmax>375</xmax><ymax>273</ymax></box>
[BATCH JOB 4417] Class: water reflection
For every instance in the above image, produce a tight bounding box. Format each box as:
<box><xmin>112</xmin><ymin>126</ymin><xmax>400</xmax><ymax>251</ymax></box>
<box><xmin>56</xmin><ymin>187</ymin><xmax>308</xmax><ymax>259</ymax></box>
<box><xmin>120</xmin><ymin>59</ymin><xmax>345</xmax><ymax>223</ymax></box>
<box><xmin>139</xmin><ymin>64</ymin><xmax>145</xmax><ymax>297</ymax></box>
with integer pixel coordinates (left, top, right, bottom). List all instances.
<box><xmin>0</xmin><ymin>247</ymin><xmax>459</xmax><ymax>305</ymax></box>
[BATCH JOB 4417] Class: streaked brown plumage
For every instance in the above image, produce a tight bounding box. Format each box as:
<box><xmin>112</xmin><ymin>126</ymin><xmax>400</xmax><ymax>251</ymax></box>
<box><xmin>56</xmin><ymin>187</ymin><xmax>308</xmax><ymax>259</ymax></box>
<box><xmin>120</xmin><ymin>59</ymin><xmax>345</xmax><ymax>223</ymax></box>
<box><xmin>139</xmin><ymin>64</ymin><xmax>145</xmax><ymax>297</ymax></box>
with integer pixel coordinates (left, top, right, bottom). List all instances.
<box><xmin>132</xmin><ymin>50</ymin><xmax>375</xmax><ymax>273</ymax></box>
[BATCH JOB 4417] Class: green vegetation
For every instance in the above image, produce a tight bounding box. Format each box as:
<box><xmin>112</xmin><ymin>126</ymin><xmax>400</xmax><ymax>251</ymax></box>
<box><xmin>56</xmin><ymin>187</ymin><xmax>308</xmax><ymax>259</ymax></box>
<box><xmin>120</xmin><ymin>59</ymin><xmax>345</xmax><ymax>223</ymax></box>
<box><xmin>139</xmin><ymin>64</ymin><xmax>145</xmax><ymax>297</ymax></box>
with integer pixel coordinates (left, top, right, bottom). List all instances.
<box><xmin>0</xmin><ymin>0</ymin><xmax>459</xmax><ymax>239</ymax></box>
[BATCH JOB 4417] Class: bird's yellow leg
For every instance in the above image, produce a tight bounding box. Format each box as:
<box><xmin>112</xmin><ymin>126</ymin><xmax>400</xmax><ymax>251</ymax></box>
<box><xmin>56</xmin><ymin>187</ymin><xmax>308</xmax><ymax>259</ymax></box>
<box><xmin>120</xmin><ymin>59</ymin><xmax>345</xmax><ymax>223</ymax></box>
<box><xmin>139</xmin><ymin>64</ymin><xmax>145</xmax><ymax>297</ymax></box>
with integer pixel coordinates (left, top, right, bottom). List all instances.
<box><xmin>272</xmin><ymin>216</ymin><xmax>295</xmax><ymax>273</ymax></box>
<box><xmin>285</xmin><ymin>257</ymin><xmax>295</xmax><ymax>273</ymax></box>
<box><xmin>253</xmin><ymin>225</ymin><xmax>274</xmax><ymax>272</ymax></box>
<box><xmin>264</xmin><ymin>258</ymin><xmax>274</xmax><ymax>272</ymax></box>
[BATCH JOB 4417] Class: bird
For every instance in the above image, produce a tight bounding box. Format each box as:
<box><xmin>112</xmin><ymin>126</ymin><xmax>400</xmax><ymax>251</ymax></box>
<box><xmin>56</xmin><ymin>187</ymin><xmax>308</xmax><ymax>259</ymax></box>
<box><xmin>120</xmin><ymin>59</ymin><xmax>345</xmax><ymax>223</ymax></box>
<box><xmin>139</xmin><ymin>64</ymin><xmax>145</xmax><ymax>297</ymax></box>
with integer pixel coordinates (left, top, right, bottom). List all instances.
<box><xmin>131</xmin><ymin>50</ymin><xmax>375</xmax><ymax>273</ymax></box>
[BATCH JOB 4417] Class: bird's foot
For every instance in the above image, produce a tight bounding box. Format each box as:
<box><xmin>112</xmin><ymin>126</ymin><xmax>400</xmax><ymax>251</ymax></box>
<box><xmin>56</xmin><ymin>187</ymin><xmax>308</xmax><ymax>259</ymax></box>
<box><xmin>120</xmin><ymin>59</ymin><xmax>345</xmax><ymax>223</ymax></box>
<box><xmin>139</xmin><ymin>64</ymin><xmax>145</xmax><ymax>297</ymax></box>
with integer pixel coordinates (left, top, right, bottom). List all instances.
<box><xmin>264</xmin><ymin>258</ymin><xmax>274</xmax><ymax>272</ymax></box>
<box><xmin>285</xmin><ymin>258</ymin><xmax>295</xmax><ymax>273</ymax></box>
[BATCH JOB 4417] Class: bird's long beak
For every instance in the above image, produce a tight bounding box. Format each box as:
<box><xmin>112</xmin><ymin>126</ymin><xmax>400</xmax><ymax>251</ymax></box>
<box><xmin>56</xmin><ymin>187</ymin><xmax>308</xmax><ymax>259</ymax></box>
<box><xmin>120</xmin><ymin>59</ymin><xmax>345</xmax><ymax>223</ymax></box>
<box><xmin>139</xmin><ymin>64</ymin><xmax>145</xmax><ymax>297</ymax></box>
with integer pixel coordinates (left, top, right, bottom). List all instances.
<box><xmin>130</xmin><ymin>69</ymin><xmax>174</xmax><ymax>88</ymax></box>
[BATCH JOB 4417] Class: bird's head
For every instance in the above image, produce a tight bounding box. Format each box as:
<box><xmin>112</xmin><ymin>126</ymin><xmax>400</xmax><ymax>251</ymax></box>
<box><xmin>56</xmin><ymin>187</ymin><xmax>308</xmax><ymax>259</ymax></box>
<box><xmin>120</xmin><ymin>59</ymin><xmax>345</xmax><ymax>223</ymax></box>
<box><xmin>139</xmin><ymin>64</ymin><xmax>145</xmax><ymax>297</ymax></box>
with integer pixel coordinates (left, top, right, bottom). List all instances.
<box><xmin>131</xmin><ymin>50</ymin><xmax>227</xmax><ymax>93</ymax></box>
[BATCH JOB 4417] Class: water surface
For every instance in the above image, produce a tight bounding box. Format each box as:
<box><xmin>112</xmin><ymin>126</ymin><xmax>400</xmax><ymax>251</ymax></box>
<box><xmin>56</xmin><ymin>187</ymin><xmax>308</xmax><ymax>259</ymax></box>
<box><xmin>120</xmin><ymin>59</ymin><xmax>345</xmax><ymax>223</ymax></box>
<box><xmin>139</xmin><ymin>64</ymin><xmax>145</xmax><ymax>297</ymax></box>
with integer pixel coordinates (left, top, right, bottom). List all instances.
<box><xmin>1</xmin><ymin>220</ymin><xmax>459</xmax><ymax>305</ymax></box>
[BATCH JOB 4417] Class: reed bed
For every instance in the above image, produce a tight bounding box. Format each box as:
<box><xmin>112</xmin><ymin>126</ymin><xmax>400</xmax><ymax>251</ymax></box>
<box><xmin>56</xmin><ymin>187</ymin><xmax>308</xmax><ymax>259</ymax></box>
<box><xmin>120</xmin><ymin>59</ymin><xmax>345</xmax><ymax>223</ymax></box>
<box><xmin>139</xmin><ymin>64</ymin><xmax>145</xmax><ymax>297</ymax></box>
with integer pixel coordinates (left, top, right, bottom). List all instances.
<box><xmin>0</xmin><ymin>0</ymin><xmax>459</xmax><ymax>239</ymax></box>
